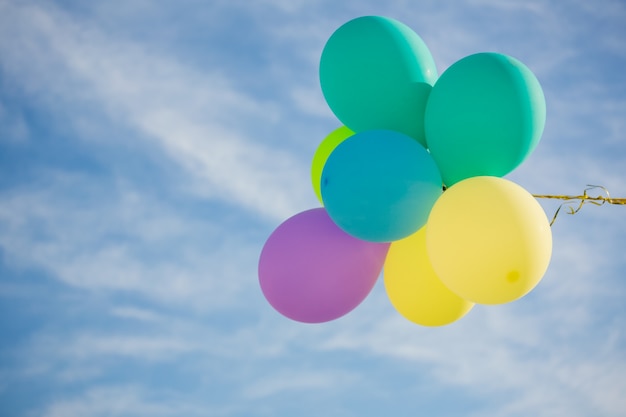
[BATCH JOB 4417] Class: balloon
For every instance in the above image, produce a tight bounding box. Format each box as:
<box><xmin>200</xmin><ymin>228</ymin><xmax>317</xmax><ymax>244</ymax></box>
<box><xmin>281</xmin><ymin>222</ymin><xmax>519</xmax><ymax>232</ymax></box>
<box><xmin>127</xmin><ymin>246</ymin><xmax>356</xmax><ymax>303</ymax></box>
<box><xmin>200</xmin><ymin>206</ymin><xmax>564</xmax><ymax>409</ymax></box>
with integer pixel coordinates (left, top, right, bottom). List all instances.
<box><xmin>424</xmin><ymin>52</ymin><xmax>546</xmax><ymax>186</ymax></box>
<box><xmin>319</xmin><ymin>16</ymin><xmax>438</xmax><ymax>146</ymax></box>
<box><xmin>321</xmin><ymin>130</ymin><xmax>442</xmax><ymax>242</ymax></box>
<box><xmin>384</xmin><ymin>227</ymin><xmax>474</xmax><ymax>326</ymax></box>
<box><xmin>258</xmin><ymin>208</ymin><xmax>390</xmax><ymax>323</ymax></box>
<box><xmin>311</xmin><ymin>126</ymin><xmax>354</xmax><ymax>204</ymax></box>
<box><xmin>426</xmin><ymin>176</ymin><xmax>552</xmax><ymax>305</ymax></box>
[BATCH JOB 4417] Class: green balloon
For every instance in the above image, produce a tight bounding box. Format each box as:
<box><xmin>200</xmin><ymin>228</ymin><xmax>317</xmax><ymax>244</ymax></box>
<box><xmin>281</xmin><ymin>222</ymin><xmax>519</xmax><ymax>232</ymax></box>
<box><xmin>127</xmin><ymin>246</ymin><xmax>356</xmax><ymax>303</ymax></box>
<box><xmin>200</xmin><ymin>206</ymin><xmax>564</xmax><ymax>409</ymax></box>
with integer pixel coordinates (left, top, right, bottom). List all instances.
<box><xmin>320</xmin><ymin>16</ymin><xmax>438</xmax><ymax>146</ymax></box>
<box><xmin>424</xmin><ymin>52</ymin><xmax>546</xmax><ymax>186</ymax></box>
<box><xmin>311</xmin><ymin>126</ymin><xmax>354</xmax><ymax>204</ymax></box>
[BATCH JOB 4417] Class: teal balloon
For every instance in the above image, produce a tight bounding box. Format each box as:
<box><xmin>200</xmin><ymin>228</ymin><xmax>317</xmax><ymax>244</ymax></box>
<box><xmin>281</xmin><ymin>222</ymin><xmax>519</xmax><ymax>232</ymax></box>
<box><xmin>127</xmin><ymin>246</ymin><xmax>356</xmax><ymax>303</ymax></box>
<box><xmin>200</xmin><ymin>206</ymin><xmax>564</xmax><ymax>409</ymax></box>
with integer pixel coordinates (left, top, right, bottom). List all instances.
<box><xmin>319</xmin><ymin>16</ymin><xmax>438</xmax><ymax>146</ymax></box>
<box><xmin>424</xmin><ymin>52</ymin><xmax>546</xmax><ymax>186</ymax></box>
<box><xmin>321</xmin><ymin>130</ymin><xmax>442</xmax><ymax>243</ymax></box>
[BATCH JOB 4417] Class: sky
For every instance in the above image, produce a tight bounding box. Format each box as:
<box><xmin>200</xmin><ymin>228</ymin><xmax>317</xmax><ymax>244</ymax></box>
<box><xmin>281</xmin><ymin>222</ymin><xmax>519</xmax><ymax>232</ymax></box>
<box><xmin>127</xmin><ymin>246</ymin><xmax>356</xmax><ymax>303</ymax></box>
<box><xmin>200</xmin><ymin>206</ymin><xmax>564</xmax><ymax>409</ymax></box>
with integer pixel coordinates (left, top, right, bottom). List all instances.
<box><xmin>0</xmin><ymin>0</ymin><xmax>625</xmax><ymax>416</ymax></box>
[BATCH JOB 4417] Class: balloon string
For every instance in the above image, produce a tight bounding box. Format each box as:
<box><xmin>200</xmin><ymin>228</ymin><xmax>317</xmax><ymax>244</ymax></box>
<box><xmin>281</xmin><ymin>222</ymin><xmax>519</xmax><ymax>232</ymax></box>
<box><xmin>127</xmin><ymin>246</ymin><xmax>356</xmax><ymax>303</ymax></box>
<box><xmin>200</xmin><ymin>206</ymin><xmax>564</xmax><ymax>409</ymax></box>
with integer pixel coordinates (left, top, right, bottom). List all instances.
<box><xmin>532</xmin><ymin>185</ymin><xmax>626</xmax><ymax>226</ymax></box>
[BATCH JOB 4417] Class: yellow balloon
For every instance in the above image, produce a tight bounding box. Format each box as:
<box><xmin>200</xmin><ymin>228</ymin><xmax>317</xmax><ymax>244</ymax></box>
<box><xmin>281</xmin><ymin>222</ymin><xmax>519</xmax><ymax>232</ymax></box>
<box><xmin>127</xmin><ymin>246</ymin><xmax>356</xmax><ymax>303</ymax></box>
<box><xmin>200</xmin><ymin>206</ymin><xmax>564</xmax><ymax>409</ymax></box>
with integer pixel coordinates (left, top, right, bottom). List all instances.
<box><xmin>426</xmin><ymin>176</ymin><xmax>552</xmax><ymax>305</ymax></box>
<box><xmin>384</xmin><ymin>227</ymin><xmax>474</xmax><ymax>326</ymax></box>
<box><xmin>311</xmin><ymin>126</ymin><xmax>354</xmax><ymax>204</ymax></box>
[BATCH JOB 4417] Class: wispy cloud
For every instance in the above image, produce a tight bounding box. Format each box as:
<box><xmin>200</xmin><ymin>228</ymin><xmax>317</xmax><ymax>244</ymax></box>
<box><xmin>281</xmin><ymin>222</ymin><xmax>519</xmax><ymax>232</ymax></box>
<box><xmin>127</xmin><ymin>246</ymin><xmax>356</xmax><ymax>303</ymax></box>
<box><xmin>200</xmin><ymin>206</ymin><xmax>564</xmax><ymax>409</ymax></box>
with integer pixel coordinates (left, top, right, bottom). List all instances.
<box><xmin>311</xmin><ymin>300</ymin><xmax>626</xmax><ymax>417</ymax></box>
<box><xmin>0</xmin><ymin>1</ymin><xmax>315</xmax><ymax>222</ymax></box>
<box><xmin>41</xmin><ymin>385</ymin><xmax>212</xmax><ymax>417</ymax></box>
<box><xmin>241</xmin><ymin>368</ymin><xmax>358</xmax><ymax>399</ymax></box>
<box><xmin>0</xmin><ymin>173</ymin><xmax>258</xmax><ymax>310</ymax></box>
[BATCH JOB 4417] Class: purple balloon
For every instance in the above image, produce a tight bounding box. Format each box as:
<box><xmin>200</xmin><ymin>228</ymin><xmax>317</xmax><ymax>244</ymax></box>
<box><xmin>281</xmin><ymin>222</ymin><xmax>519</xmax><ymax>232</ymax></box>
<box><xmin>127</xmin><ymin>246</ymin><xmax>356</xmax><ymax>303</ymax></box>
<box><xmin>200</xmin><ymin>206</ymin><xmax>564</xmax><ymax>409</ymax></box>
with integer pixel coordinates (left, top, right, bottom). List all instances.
<box><xmin>258</xmin><ymin>208</ymin><xmax>390</xmax><ymax>323</ymax></box>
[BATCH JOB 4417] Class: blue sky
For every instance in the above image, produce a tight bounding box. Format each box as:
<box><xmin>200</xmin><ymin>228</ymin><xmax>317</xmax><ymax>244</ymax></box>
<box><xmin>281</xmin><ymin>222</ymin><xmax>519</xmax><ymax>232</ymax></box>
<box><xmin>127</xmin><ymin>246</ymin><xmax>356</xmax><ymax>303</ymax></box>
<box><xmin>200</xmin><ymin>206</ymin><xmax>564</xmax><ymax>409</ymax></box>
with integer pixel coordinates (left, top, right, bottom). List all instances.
<box><xmin>0</xmin><ymin>1</ymin><xmax>625</xmax><ymax>416</ymax></box>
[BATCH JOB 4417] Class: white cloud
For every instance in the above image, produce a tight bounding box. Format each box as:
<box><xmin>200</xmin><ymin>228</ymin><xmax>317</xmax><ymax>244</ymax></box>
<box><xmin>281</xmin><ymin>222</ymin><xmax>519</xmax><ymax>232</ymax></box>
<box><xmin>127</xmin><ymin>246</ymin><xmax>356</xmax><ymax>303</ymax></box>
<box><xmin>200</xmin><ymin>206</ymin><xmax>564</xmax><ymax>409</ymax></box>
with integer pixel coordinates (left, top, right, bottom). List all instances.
<box><xmin>241</xmin><ymin>368</ymin><xmax>357</xmax><ymax>399</ymax></box>
<box><xmin>0</xmin><ymin>99</ymin><xmax>30</xmax><ymax>143</ymax></box>
<box><xmin>62</xmin><ymin>333</ymin><xmax>199</xmax><ymax>361</ymax></box>
<box><xmin>110</xmin><ymin>306</ymin><xmax>164</xmax><ymax>322</ymax></box>
<box><xmin>0</xmin><ymin>173</ymin><xmax>257</xmax><ymax>310</ymax></box>
<box><xmin>41</xmin><ymin>385</ymin><xmax>210</xmax><ymax>417</ymax></box>
<box><xmin>0</xmin><ymin>0</ymin><xmax>315</xmax><ymax>222</ymax></box>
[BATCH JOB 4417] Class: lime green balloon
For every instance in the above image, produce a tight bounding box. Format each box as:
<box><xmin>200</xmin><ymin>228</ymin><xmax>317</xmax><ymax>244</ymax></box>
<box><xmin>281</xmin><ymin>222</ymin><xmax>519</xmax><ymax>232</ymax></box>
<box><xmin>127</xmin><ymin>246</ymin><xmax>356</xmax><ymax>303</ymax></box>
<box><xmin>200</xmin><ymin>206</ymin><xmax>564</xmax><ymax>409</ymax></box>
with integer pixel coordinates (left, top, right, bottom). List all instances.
<box><xmin>426</xmin><ymin>176</ymin><xmax>552</xmax><ymax>305</ymax></box>
<box><xmin>384</xmin><ymin>227</ymin><xmax>474</xmax><ymax>326</ymax></box>
<box><xmin>320</xmin><ymin>16</ymin><xmax>438</xmax><ymax>146</ymax></box>
<box><xmin>425</xmin><ymin>53</ymin><xmax>546</xmax><ymax>186</ymax></box>
<box><xmin>311</xmin><ymin>126</ymin><xmax>353</xmax><ymax>204</ymax></box>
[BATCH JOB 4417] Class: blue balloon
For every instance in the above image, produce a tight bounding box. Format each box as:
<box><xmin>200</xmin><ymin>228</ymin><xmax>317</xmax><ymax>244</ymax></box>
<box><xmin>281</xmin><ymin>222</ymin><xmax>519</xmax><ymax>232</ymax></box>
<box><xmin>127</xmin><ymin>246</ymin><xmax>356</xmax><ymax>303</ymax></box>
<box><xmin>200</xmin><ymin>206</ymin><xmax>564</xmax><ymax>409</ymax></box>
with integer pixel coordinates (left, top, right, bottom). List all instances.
<box><xmin>321</xmin><ymin>130</ymin><xmax>442</xmax><ymax>242</ymax></box>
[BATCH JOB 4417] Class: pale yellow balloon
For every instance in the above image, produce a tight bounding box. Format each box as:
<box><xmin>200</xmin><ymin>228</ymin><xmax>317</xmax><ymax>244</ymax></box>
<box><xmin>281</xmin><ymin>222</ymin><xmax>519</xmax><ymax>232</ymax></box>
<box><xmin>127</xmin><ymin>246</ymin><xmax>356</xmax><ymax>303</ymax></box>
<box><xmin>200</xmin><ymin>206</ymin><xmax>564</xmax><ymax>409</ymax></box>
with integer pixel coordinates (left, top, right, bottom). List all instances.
<box><xmin>426</xmin><ymin>176</ymin><xmax>552</xmax><ymax>305</ymax></box>
<box><xmin>384</xmin><ymin>227</ymin><xmax>474</xmax><ymax>326</ymax></box>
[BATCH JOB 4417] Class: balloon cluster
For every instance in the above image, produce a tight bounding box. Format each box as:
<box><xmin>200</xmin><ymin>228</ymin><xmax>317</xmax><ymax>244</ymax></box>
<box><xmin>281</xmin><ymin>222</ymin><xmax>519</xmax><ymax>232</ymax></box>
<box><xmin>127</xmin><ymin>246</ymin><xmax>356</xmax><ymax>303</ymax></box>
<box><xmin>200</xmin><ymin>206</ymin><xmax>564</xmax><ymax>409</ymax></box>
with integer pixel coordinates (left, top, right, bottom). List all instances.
<box><xmin>259</xmin><ymin>16</ymin><xmax>552</xmax><ymax>326</ymax></box>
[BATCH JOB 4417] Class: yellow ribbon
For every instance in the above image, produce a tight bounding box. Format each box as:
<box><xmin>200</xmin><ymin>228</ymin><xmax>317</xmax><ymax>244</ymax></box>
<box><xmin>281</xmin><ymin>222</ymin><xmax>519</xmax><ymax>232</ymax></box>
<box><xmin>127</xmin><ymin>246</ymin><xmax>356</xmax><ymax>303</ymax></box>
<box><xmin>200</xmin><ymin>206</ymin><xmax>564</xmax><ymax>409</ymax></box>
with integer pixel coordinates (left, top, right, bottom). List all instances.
<box><xmin>533</xmin><ymin>185</ymin><xmax>626</xmax><ymax>226</ymax></box>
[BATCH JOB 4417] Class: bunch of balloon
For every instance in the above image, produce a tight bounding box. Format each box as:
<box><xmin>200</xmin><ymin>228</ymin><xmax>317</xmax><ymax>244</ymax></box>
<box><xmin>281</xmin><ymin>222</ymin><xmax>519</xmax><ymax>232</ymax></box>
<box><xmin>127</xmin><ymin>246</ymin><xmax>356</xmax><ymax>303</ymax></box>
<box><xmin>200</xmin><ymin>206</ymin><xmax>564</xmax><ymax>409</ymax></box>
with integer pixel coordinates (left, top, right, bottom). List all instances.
<box><xmin>258</xmin><ymin>15</ymin><xmax>553</xmax><ymax>327</ymax></box>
